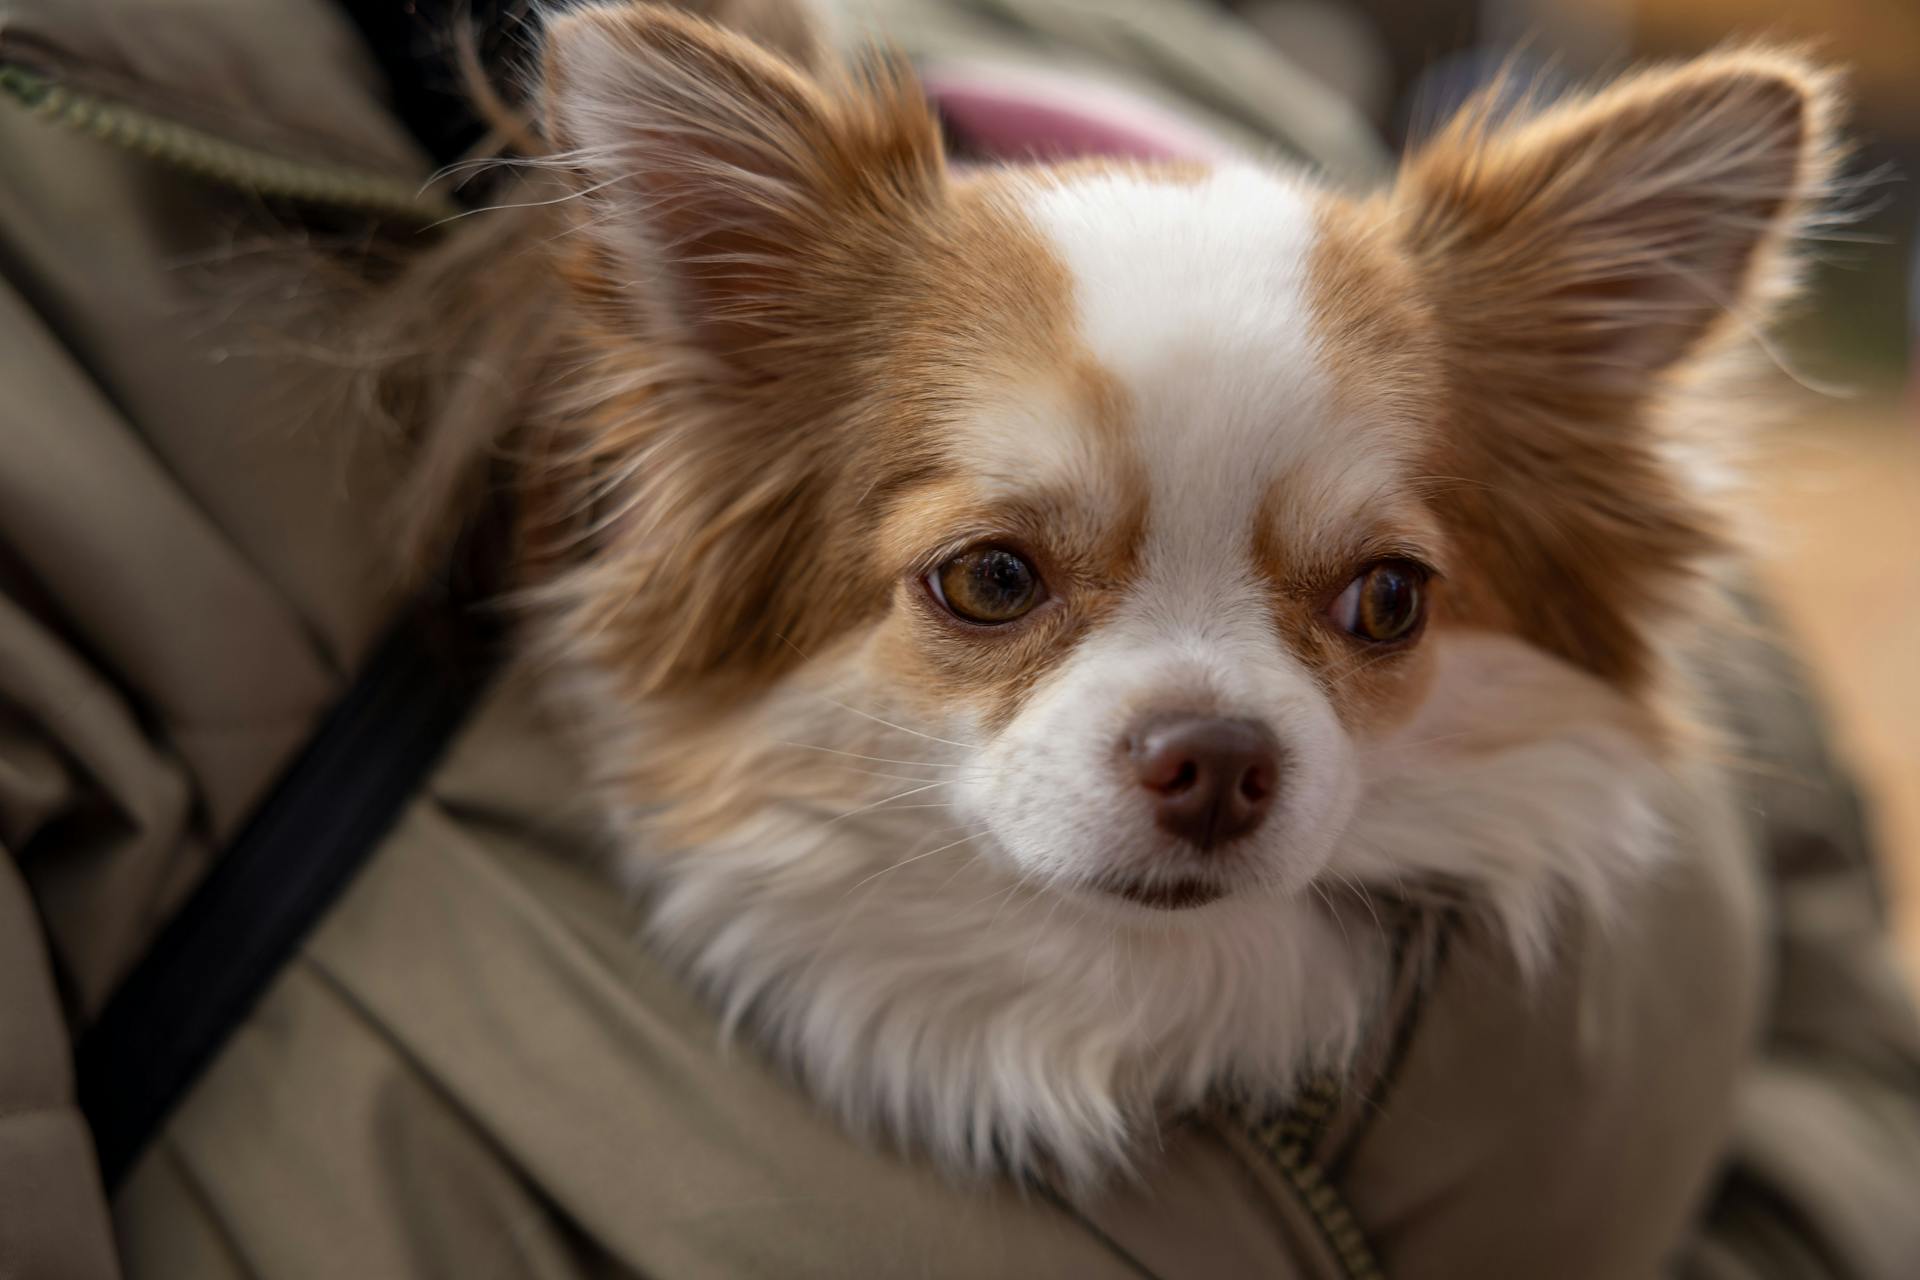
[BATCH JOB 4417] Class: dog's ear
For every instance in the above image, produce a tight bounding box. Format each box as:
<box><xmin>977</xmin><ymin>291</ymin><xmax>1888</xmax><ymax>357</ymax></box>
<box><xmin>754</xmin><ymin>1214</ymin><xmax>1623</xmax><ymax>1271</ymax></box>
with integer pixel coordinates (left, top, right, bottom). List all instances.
<box><xmin>541</xmin><ymin>3</ymin><xmax>943</xmax><ymax>381</ymax></box>
<box><xmin>1395</xmin><ymin>48</ymin><xmax>1841</xmax><ymax>401</ymax></box>
<box><xmin>688</xmin><ymin>0</ymin><xmax>832</xmax><ymax>73</ymax></box>
<box><xmin>1390</xmin><ymin>50</ymin><xmax>1843</xmax><ymax>688</ymax></box>
<box><xmin>526</xmin><ymin>8</ymin><xmax>944</xmax><ymax>698</ymax></box>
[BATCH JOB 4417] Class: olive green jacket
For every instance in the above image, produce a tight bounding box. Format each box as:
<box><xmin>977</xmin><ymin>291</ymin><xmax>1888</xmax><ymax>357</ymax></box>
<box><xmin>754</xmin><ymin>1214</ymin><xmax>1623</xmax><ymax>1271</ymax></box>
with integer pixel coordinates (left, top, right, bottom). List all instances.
<box><xmin>3</xmin><ymin>2</ymin><xmax>1918</xmax><ymax>1277</ymax></box>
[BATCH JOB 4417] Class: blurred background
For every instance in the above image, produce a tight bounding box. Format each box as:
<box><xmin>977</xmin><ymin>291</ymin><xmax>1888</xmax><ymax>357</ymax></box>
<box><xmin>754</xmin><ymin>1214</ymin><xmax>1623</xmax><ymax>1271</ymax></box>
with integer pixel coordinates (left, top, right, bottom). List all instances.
<box><xmin>1221</xmin><ymin>0</ymin><xmax>1920</xmax><ymax>975</ymax></box>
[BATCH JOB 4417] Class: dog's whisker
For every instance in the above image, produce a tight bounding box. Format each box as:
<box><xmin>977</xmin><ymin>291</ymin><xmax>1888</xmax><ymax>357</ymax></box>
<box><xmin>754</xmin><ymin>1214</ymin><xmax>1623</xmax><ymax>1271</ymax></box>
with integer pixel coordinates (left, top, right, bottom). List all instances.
<box><xmin>1319</xmin><ymin>645</ymin><xmax>1409</xmax><ymax>691</ymax></box>
<box><xmin>1327</xmin><ymin>870</ymin><xmax>1387</xmax><ymax>938</ymax></box>
<box><xmin>817</xmin><ymin>702</ymin><xmax>983</xmax><ymax>752</ymax></box>
<box><xmin>810</xmin><ymin>692</ymin><xmax>981</xmax><ymax>751</ymax></box>
<box><xmin>824</xmin><ymin>764</ymin><xmax>984</xmax><ymax>786</ymax></box>
<box><xmin>845</xmin><ymin>831</ymin><xmax>985</xmax><ymax>896</ymax></box>
<box><xmin>1308</xmin><ymin>881</ymin><xmax>1351</xmax><ymax>949</ymax></box>
<box><xmin>979</xmin><ymin>865</ymin><xmax>1042</xmax><ymax>924</ymax></box>
<box><xmin>769</xmin><ymin>634</ymin><xmax>979</xmax><ymax>751</ymax></box>
<box><xmin>822</xmin><ymin>780</ymin><xmax>957</xmax><ymax>827</ymax></box>
<box><xmin>1365</xmin><ymin>725</ymin><xmax>1489</xmax><ymax>756</ymax></box>
<box><xmin>774</xmin><ymin>741</ymin><xmax>970</xmax><ymax>770</ymax></box>
<box><xmin>1021</xmin><ymin>882</ymin><xmax>1073</xmax><ymax>982</ymax></box>
<box><xmin>937</xmin><ymin>830</ymin><xmax>997</xmax><ymax>891</ymax></box>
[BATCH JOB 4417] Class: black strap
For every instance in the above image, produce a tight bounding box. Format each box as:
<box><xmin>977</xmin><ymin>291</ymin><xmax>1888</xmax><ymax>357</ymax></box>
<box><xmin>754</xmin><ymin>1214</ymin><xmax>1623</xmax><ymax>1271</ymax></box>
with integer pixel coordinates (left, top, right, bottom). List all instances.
<box><xmin>75</xmin><ymin>602</ymin><xmax>498</xmax><ymax>1191</ymax></box>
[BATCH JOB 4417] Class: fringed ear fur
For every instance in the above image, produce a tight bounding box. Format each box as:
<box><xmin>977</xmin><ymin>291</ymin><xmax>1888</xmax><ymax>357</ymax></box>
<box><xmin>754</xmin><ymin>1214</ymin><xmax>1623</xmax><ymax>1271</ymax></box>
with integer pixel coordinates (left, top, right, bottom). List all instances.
<box><xmin>540</xmin><ymin>3</ymin><xmax>944</xmax><ymax>381</ymax></box>
<box><xmin>1396</xmin><ymin>47</ymin><xmax>1843</xmax><ymax>399</ymax></box>
<box><xmin>524</xmin><ymin>5</ymin><xmax>948</xmax><ymax>697</ymax></box>
<box><xmin>1391</xmin><ymin>48</ymin><xmax>1846</xmax><ymax>689</ymax></box>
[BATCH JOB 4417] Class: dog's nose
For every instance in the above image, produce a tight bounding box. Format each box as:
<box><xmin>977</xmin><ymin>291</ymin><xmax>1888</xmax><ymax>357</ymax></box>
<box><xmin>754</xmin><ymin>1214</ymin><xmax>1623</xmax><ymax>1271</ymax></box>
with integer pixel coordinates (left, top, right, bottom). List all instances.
<box><xmin>1127</xmin><ymin>715</ymin><xmax>1281</xmax><ymax>850</ymax></box>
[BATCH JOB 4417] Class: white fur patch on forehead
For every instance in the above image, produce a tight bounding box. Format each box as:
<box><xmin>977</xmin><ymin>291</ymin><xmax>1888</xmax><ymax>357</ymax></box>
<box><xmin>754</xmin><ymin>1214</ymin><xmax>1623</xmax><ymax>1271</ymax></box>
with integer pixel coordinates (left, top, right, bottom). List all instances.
<box><xmin>1018</xmin><ymin>165</ymin><xmax>1397</xmax><ymax>581</ymax></box>
<box><xmin>1021</xmin><ymin>167</ymin><xmax>1323</xmax><ymax>381</ymax></box>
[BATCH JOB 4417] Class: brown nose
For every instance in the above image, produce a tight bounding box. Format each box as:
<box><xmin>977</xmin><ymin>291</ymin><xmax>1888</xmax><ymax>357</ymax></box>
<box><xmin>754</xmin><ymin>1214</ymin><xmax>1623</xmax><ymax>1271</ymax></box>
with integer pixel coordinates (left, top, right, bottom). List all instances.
<box><xmin>1128</xmin><ymin>716</ymin><xmax>1281</xmax><ymax>850</ymax></box>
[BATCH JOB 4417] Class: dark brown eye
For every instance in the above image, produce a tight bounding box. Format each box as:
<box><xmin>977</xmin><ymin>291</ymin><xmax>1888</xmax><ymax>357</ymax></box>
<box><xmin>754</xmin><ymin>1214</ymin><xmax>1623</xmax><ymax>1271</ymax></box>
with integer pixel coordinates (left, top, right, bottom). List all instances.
<box><xmin>1333</xmin><ymin>560</ymin><xmax>1427</xmax><ymax>643</ymax></box>
<box><xmin>929</xmin><ymin>546</ymin><xmax>1043</xmax><ymax>625</ymax></box>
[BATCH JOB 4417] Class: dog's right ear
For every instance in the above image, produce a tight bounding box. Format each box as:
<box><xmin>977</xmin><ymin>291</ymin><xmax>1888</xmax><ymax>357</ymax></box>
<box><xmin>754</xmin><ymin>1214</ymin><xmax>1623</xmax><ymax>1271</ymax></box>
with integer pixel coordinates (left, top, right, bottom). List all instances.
<box><xmin>541</xmin><ymin>4</ymin><xmax>945</xmax><ymax>382</ymax></box>
<box><xmin>526</xmin><ymin>7</ymin><xmax>944</xmax><ymax>699</ymax></box>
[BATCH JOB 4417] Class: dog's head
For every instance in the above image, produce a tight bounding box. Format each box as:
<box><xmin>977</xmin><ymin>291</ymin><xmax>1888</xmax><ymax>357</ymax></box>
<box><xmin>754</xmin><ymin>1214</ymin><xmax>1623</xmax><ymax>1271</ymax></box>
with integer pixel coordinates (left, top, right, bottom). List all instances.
<box><xmin>517</xmin><ymin>3</ymin><xmax>1843</xmax><ymax>1182</ymax></box>
<box><xmin>531</xmin><ymin>8</ymin><xmax>1833</xmax><ymax>920</ymax></box>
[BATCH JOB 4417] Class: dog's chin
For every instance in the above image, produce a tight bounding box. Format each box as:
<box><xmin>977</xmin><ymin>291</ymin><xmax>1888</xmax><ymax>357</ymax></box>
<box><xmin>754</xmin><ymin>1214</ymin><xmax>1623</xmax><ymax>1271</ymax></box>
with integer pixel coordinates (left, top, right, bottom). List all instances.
<box><xmin>1014</xmin><ymin>842</ymin><xmax>1305</xmax><ymax>916</ymax></box>
<box><xmin>1101</xmin><ymin>877</ymin><xmax>1229</xmax><ymax>910</ymax></box>
<box><xmin>1071</xmin><ymin>861</ymin><xmax>1255</xmax><ymax>912</ymax></box>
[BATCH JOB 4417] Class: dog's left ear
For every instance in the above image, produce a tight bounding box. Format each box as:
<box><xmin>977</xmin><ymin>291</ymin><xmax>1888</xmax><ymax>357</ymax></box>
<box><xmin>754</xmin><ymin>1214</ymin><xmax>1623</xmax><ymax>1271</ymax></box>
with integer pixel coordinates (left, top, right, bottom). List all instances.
<box><xmin>1395</xmin><ymin>48</ymin><xmax>1842</xmax><ymax>402</ymax></box>
<box><xmin>1389</xmin><ymin>50</ymin><xmax>1842</xmax><ymax>688</ymax></box>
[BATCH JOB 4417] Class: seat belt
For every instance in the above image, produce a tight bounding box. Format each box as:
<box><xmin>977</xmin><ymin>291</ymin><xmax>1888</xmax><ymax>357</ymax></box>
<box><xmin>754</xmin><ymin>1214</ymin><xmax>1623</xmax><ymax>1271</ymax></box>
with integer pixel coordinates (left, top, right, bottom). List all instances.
<box><xmin>75</xmin><ymin>600</ymin><xmax>499</xmax><ymax>1191</ymax></box>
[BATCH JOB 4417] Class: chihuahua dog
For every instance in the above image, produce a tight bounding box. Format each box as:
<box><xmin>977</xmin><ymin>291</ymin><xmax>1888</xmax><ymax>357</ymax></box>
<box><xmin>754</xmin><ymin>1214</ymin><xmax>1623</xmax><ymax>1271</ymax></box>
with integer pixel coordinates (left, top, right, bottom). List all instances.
<box><xmin>497</xmin><ymin>4</ymin><xmax>1837</xmax><ymax>1189</ymax></box>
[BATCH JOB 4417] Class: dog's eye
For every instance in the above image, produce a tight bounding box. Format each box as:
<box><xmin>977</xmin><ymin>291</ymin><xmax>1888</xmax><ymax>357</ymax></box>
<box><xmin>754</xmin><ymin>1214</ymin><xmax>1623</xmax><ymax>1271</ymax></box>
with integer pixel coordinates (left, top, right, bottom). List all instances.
<box><xmin>1332</xmin><ymin>560</ymin><xmax>1427</xmax><ymax>643</ymax></box>
<box><xmin>929</xmin><ymin>546</ymin><xmax>1043</xmax><ymax>625</ymax></box>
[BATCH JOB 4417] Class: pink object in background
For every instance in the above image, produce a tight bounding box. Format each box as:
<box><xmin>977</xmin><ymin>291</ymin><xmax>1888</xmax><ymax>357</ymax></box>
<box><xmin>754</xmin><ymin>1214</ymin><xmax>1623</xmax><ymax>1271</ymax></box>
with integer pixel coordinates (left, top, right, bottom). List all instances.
<box><xmin>921</xmin><ymin>60</ymin><xmax>1237</xmax><ymax>165</ymax></box>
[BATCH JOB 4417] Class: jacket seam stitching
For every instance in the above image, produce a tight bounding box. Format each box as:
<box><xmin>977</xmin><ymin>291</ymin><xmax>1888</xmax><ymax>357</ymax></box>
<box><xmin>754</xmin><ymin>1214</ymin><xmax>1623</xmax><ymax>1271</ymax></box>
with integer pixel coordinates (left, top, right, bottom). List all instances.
<box><xmin>1033</xmin><ymin>1183</ymin><xmax>1167</xmax><ymax>1280</ymax></box>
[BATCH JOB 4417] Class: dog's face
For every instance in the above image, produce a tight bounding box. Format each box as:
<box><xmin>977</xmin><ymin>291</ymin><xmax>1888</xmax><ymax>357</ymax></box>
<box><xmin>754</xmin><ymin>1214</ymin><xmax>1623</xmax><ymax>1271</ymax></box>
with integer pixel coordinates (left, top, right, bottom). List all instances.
<box><xmin>529</xmin><ymin>6</ymin><xmax>1835</xmax><ymax>1180</ymax></box>
<box><xmin>883</xmin><ymin>166</ymin><xmax>1432</xmax><ymax>912</ymax></box>
<box><xmin>537</xmin><ymin>10</ymin><xmax>1827</xmax><ymax>907</ymax></box>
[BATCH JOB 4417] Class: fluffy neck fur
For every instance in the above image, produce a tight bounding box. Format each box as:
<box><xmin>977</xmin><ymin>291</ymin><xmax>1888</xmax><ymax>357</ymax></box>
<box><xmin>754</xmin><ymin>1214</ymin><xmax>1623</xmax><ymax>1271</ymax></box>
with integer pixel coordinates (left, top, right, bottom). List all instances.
<box><xmin>533</xmin><ymin>621</ymin><xmax>1685</xmax><ymax>1191</ymax></box>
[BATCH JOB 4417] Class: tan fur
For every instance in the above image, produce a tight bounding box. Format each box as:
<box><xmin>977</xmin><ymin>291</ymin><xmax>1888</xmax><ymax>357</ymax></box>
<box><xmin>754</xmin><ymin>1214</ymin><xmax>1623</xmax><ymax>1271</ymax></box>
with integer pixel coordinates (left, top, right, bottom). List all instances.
<box><xmin>532</xmin><ymin>9</ymin><xmax>948</xmax><ymax>703</ymax></box>
<box><xmin>1363</xmin><ymin>50</ymin><xmax>1836</xmax><ymax>693</ymax></box>
<box><xmin>872</xmin><ymin>471</ymin><xmax>1148</xmax><ymax>732</ymax></box>
<box><xmin>1247</xmin><ymin>502</ymin><xmax>1445</xmax><ymax>738</ymax></box>
<box><xmin>505</xmin><ymin>14</ymin><xmax>1172</xmax><ymax>867</ymax></box>
<box><xmin>522</xmin><ymin>27</ymin><xmax>1841</xmax><ymax>846</ymax></box>
<box><xmin>335</xmin><ymin>17</ymin><xmax>1843</xmax><ymax>726</ymax></box>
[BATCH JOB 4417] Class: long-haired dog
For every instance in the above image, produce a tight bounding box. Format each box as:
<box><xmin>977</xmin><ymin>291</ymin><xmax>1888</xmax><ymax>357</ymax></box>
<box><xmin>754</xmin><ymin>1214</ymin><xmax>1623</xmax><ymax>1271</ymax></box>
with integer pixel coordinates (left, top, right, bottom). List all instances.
<box><xmin>445</xmin><ymin>4</ymin><xmax>1842</xmax><ymax>1189</ymax></box>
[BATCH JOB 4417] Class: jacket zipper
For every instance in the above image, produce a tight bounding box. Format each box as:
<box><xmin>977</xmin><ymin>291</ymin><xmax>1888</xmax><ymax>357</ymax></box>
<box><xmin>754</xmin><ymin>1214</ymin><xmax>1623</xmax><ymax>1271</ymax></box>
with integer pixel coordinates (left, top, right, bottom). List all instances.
<box><xmin>1241</xmin><ymin>1078</ymin><xmax>1386</xmax><ymax>1280</ymax></box>
<box><xmin>1231</xmin><ymin>910</ymin><xmax>1456</xmax><ymax>1280</ymax></box>
<box><xmin>0</xmin><ymin>63</ymin><xmax>456</xmax><ymax>221</ymax></box>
